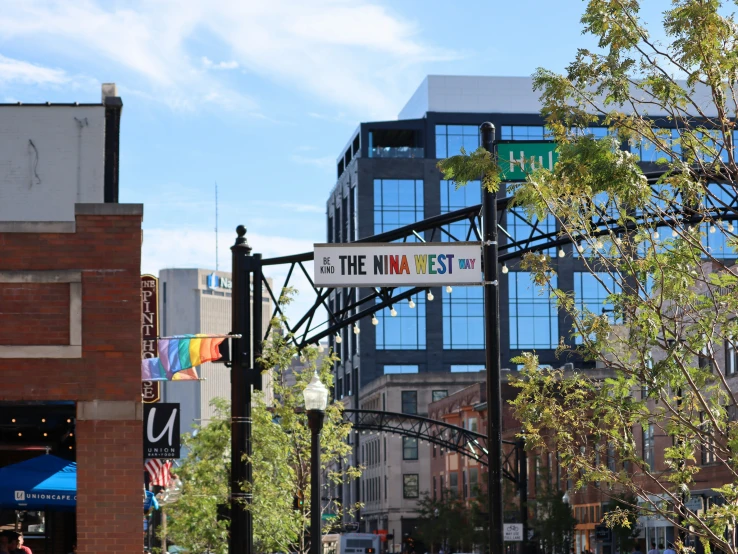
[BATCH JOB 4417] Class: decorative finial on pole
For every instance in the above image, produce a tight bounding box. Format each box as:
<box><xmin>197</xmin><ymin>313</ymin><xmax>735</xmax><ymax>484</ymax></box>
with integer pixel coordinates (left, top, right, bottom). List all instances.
<box><xmin>234</xmin><ymin>225</ymin><xmax>252</xmax><ymax>254</ymax></box>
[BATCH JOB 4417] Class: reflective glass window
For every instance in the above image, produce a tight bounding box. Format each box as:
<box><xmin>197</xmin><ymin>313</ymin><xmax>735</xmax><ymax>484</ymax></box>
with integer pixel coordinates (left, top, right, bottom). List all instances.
<box><xmin>374</xmin><ymin>179</ymin><xmax>424</xmax><ymax>240</ymax></box>
<box><xmin>383</xmin><ymin>365</ymin><xmax>419</xmax><ymax>374</ymax></box>
<box><xmin>505</xmin><ymin>185</ymin><xmax>556</xmax><ymax>255</ymax></box>
<box><xmin>375</xmin><ymin>287</ymin><xmax>426</xmax><ymax>349</ymax></box>
<box><xmin>443</xmin><ymin>287</ymin><xmax>484</xmax><ymax>349</ymax></box>
<box><xmin>450</xmin><ymin>364</ymin><xmax>485</xmax><ymax>373</ymax></box>
<box><xmin>403</xmin><ymin>474</ymin><xmax>419</xmax><ymax>498</ymax></box>
<box><xmin>509</xmin><ymin>272</ymin><xmax>558</xmax><ymax>349</ymax></box>
<box><xmin>440</xmin><ymin>179</ymin><xmax>481</xmax><ymax>242</ymax></box>
<box><xmin>401</xmin><ymin>391</ymin><xmax>418</xmax><ymax>415</ymax></box>
<box><xmin>403</xmin><ymin>437</ymin><xmax>419</xmax><ymax>460</ymax></box>
<box><xmin>435</xmin><ymin>125</ymin><xmax>480</xmax><ymax>158</ymax></box>
<box><xmin>573</xmin><ymin>272</ymin><xmax>622</xmax><ymax>344</ymax></box>
<box><xmin>500</xmin><ymin>126</ymin><xmax>548</xmax><ymax>141</ymax></box>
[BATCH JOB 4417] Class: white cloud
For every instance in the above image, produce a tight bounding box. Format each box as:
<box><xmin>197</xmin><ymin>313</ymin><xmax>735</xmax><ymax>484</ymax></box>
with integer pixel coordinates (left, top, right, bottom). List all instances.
<box><xmin>0</xmin><ymin>54</ymin><xmax>68</xmax><ymax>86</ymax></box>
<box><xmin>0</xmin><ymin>0</ymin><xmax>455</xmax><ymax>118</ymax></box>
<box><xmin>202</xmin><ymin>56</ymin><xmax>239</xmax><ymax>70</ymax></box>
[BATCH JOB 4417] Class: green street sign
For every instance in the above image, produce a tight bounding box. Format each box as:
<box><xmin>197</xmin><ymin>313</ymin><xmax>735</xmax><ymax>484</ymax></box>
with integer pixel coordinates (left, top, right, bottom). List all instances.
<box><xmin>497</xmin><ymin>142</ymin><xmax>559</xmax><ymax>181</ymax></box>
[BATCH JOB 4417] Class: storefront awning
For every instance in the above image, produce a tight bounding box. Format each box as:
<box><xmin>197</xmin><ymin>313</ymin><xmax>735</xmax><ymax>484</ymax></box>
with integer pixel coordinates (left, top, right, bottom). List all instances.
<box><xmin>0</xmin><ymin>454</ymin><xmax>76</xmax><ymax>511</ymax></box>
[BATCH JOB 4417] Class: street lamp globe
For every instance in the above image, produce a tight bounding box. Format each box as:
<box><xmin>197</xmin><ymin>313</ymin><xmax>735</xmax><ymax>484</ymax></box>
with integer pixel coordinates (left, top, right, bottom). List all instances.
<box><xmin>303</xmin><ymin>371</ymin><xmax>329</xmax><ymax>412</ymax></box>
<box><xmin>562</xmin><ymin>491</ymin><xmax>570</xmax><ymax>505</ymax></box>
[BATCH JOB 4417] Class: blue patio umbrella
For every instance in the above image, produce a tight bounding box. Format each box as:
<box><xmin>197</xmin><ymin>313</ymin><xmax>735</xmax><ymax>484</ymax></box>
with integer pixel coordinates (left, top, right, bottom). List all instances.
<box><xmin>0</xmin><ymin>454</ymin><xmax>76</xmax><ymax>510</ymax></box>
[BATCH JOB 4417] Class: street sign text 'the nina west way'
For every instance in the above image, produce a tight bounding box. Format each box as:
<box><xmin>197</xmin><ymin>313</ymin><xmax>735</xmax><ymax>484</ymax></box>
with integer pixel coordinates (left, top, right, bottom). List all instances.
<box><xmin>314</xmin><ymin>242</ymin><xmax>482</xmax><ymax>287</ymax></box>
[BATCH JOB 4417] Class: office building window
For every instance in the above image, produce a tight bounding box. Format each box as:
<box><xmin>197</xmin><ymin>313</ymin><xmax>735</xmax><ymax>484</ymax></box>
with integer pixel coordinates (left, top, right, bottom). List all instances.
<box><xmin>573</xmin><ymin>272</ymin><xmax>622</xmax><ymax>343</ymax></box>
<box><xmin>509</xmin><ymin>272</ymin><xmax>558</xmax><ymax>349</ymax></box>
<box><xmin>403</xmin><ymin>437</ymin><xmax>419</xmax><ymax>460</ymax></box>
<box><xmin>701</xmin><ymin>413</ymin><xmax>716</xmax><ymax>465</ymax></box>
<box><xmin>384</xmin><ymin>365</ymin><xmax>419</xmax><ymax>375</ymax></box>
<box><xmin>500</xmin><ymin>125</ymin><xmax>550</xmax><ymax>141</ymax></box>
<box><xmin>469</xmin><ymin>468</ymin><xmax>479</xmax><ymax>498</ymax></box>
<box><xmin>403</xmin><ymin>474</ymin><xmax>419</xmax><ymax>498</ymax></box>
<box><xmin>436</xmin><ymin>125</ymin><xmax>480</xmax><ymax>159</ymax></box>
<box><xmin>449</xmin><ymin>472</ymin><xmax>459</xmax><ymax>497</ymax></box>
<box><xmin>505</xmin><ymin>190</ymin><xmax>557</xmax><ymax>256</ymax></box>
<box><xmin>632</xmin><ymin>129</ymin><xmax>680</xmax><ymax>163</ymax></box>
<box><xmin>701</xmin><ymin>183</ymin><xmax>737</xmax><ymax>258</ymax></box>
<box><xmin>374</xmin><ymin>179</ymin><xmax>424</xmax><ymax>238</ymax></box>
<box><xmin>376</xmin><ymin>287</ymin><xmax>426</xmax><ymax>349</ymax></box>
<box><xmin>643</xmin><ymin>424</ymin><xmax>655</xmax><ymax>468</ymax></box>
<box><xmin>451</xmin><ymin>365</ymin><xmax>485</xmax><ymax>373</ymax></box>
<box><xmin>468</xmin><ymin>417</ymin><xmax>478</xmax><ymax>433</ymax></box>
<box><xmin>432</xmin><ymin>390</ymin><xmax>448</xmax><ymax>402</ymax></box>
<box><xmin>727</xmin><ymin>338</ymin><xmax>737</xmax><ymax>376</ymax></box>
<box><xmin>462</xmin><ymin>470</ymin><xmax>468</xmax><ymax>498</ymax></box>
<box><xmin>440</xmin><ymin>179</ymin><xmax>481</xmax><ymax>242</ymax></box>
<box><xmin>443</xmin><ymin>287</ymin><xmax>484</xmax><ymax>349</ymax></box>
<box><xmin>401</xmin><ymin>391</ymin><xmax>418</xmax><ymax>415</ymax></box>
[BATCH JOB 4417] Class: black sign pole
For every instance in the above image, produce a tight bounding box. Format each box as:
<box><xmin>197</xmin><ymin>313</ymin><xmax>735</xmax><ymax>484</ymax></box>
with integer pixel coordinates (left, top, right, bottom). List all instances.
<box><xmin>481</xmin><ymin>122</ymin><xmax>504</xmax><ymax>554</ymax></box>
<box><xmin>231</xmin><ymin>225</ymin><xmax>254</xmax><ymax>554</ymax></box>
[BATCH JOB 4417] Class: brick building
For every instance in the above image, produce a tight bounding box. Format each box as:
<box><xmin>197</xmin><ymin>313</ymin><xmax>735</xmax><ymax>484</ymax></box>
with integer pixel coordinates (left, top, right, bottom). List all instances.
<box><xmin>0</xmin><ymin>85</ymin><xmax>144</xmax><ymax>553</ymax></box>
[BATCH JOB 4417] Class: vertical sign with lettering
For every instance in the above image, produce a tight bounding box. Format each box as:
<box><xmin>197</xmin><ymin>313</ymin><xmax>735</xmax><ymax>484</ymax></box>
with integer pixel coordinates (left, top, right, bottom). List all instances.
<box><xmin>141</xmin><ymin>275</ymin><xmax>161</xmax><ymax>403</ymax></box>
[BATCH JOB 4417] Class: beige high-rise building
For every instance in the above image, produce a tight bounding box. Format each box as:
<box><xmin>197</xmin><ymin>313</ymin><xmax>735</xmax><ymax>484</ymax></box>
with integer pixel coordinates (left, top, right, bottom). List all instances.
<box><xmin>158</xmin><ymin>268</ymin><xmax>272</xmax><ymax>442</ymax></box>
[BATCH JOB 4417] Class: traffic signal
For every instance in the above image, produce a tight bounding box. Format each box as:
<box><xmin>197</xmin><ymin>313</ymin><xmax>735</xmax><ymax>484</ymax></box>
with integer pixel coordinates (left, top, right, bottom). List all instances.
<box><xmin>293</xmin><ymin>490</ymin><xmax>305</xmax><ymax>511</ymax></box>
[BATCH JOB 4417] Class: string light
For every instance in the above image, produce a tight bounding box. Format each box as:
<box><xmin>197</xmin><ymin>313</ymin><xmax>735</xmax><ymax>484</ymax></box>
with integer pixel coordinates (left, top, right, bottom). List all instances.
<box><xmin>17</xmin><ymin>433</ymin><xmax>21</xmax><ymax>437</ymax></box>
<box><xmin>541</xmin><ymin>253</ymin><xmax>547</xmax><ymax>262</ymax></box>
<box><xmin>558</xmin><ymin>249</ymin><xmax>565</xmax><ymax>258</ymax></box>
<box><xmin>67</xmin><ymin>419</ymin><xmax>71</xmax><ymax>423</ymax></box>
<box><xmin>595</xmin><ymin>239</ymin><xmax>604</xmax><ymax>250</ymax></box>
<box><xmin>672</xmin><ymin>229</ymin><xmax>678</xmax><ymax>238</ymax></box>
<box><xmin>11</xmin><ymin>419</ymin><xmax>15</xmax><ymax>423</ymax></box>
<box><xmin>710</xmin><ymin>224</ymin><xmax>716</xmax><ymax>234</ymax></box>
<box><xmin>353</xmin><ymin>323</ymin><xmax>360</xmax><ymax>335</ymax></box>
<box><xmin>408</xmin><ymin>298</ymin><xmax>416</xmax><ymax>309</ymax></box>
<box><xmin>371</xmin><ymin>315</ymin><xmax>379</xmax><ymax>326</ymax></box>
<box><xmin>427</xmin><ymin>291</ymin><xmax>434</xmax><ymax>301</ymax></box>
<box><xmin>41</xmin><ymin>418</ymin><xmax>46</xmax><ymax>423</ymax></box>
<box><xmin>577</xmin><ymin>243</ymin><xmax>584</xmax><ymax>253</ymax></box>
<box><xmin>730</xmin><ymin>223</ymin><xmax>735</xmax><ymax>233</ymax></box>
<box><xmin>446</xmin><ymin>286</ymin><xmax>453</xmax><ymax>294</ymax></box>
<box><xmin>335</xmin><ymin>333</ymin><xmax>342</xmax><ymax>344</ymax></box>
<box><xmin>43</xmin><ymin>433</ymin><xmax>48</xmax><ymax>437</ymax></box>
<box><xmin>390</xmin><ymin>307</ymin><xmax>397</xmax><ymax>317</ymax></box>
<box><xmin>653</xmin><ymin>230</ymin><xmax>659</xmax><ymax>239</ymax></box>
<box><xmin>502</xmin><ymin>264</ymin><xmax>509</xmax><ymax>274</ymax></box>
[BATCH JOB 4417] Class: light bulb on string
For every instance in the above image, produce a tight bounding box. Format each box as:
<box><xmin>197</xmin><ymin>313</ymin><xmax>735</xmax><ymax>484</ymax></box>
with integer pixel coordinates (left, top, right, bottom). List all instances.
<box><xmin>672</xmin><ymin>228</ymin><xmax>678</xmax><ymax>238</ymax></box>
<box><xmin>577</xmin><ymin>243</ymin><xmax>584</xmax><ymax>254</ymax></box>
<box><xmin>371</xmin><ymin>315</ymin><xmax>379</xmax><ymax>326</ymax></box>
<box><xmin>446</xmin><ymin>286</ymin><xmax>453</xmax><ymax>294</ymax></box>
<box><xmin>335</xmin><ymin>333</ymin><xmax>342</xmax><ymax>344</ymax></box>
<box><xmin>408</xmin><ymin>298</ymin><xmax>416</xmax><ymax>309</ymax></box>
<box><xmin>558</xmin><ymin>249</ymin><xmax>565</xmax><ymax>258</ymax></box>
<box><xmin>710</xmin><ymin>224</ymin><xmax>716</xmax><ymax>234</ymax></box>
<box><xmin>730</xmin><ymin>223</ymin><xmax>735</xmax><ymax>233</ymax></box>
<box><xmin>501</xmin><ymin>264</ymin><xmax>509</xmax><ymax>274</ymax></box>
<box><xmin>353</xmin><ymin>324</ymin><xmax>360</xmax><ymax>335</ymax></box>
<box><xmin>653</xmin><ymin>230</ymin><xmax>659</xmax><ymax>240</ymax></box>
<box><xmin>390</xmin><ymin>306</ymin><xmax>397</xmax><ymax>317</ymax></box>
<box><xmin>427</xmin><ymin>291</ymin><xmax>434</xmax><ymax>301</ymax></box>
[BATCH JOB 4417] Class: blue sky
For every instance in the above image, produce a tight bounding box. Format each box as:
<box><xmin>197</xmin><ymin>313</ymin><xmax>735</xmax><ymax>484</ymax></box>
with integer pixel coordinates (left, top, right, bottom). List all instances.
<box><xmin>0</xmin><ymin>0</ymin><xmax>670</xmax><ymax>319</ymax></box>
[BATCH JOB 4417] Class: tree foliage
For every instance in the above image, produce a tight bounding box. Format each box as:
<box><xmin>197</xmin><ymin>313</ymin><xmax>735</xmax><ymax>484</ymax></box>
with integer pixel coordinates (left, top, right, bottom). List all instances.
<box><xmin>529</xmin><ymin>484</ymin><xmax>577</xmax><ymax>554</ymax></box>
<box><xmin>415</xmin><ymin>490</ymin><xmax>488</xmax><ymax>553</ymax></box>
<box><xmin>440</xmin><ymin>2</ymin><xmax>738</xmax><ymax>553</ymax></box>
<box><xmin>165</xmin><ymin>308</ymin><xmax>360</xmax><ymax>554</ymax></box>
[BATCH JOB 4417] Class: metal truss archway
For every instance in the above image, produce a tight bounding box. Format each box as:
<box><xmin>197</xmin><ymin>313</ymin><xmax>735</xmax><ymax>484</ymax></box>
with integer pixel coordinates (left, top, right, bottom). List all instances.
<box><xmin>343</xmin><ymin>409</ymin><xmax>522</xmax><ymax>486</ymax></box>
<box><xmin>260</xmin><ymin>176</ymin><xmax>738</xmax><ymax>351</ymax></box>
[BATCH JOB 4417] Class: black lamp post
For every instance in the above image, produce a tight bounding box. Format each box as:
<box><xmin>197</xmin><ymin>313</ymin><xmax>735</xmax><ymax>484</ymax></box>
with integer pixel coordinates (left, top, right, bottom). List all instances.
<box><xmin>304</xmin><ymin>371</ymin><xmax>329</xmax><ymax>554</ymax></box>
<box><xmin>480</xmin><ymin>121</ymin><xmax>503</xmax><ymax>554</ymax></box>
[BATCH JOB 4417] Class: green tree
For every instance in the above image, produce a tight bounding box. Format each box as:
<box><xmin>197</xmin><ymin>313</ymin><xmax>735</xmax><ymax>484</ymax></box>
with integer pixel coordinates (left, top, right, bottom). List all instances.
<box><xmin>603</xmin><ymin>493</ymin><xmax>641</xmax><ymax>554</ymax></box>
<box><xmin>529</xmin><ymin>486</ymin><xmax>577</xmax><ymax>554</ymax></box>
<box><xmin>165</xmin><ymin>310</ymin><xmax>360</xmax><ymax>553</ymax></box>
<box><xmin>165</xmin><ymin>397</ymin><xmax>231</xmax><ymax>554</ymax></box>
<box><xmin>415</xmin><ymin>492</ymin><xmax>476</xmax><ymax>553</ymax></box>
<box><xmin>440</xmin><ymin>2</ymin><xmax>738</xmax><ymax>553</ymax></box>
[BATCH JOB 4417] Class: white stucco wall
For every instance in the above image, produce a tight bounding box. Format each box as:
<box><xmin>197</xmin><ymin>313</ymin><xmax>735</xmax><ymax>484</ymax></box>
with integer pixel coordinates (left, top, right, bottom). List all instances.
<box><xmin>0</xmin><ymin>106</ymin><xmax>105</xmax><ymax>222</ymax></box>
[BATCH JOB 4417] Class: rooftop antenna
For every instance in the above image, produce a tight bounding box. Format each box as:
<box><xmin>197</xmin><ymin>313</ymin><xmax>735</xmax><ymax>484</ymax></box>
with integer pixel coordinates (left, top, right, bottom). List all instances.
<box><xmin>215</xmin><ymin>181</ymin><xmax>219</xmax><ymax>271</ymax></box>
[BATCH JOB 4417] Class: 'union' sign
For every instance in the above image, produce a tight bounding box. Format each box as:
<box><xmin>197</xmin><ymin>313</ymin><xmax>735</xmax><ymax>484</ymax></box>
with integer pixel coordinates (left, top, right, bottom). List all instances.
<box><xmin>313</xmin><ymin>242</ymin><xmax>483</xmax><ymax>287</ymax></box>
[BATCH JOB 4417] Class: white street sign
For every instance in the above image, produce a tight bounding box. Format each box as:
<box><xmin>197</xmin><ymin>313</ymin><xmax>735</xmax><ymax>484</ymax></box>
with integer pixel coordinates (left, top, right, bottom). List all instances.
<box><xmin>314</xmin><ymin>242</ymin><xmax>483</xmax><ymax>287</ymax></box>
<box><xmin>503</xmin><ymin>524</ymin><xmax>524</xmax><ymax>542</ymax></box>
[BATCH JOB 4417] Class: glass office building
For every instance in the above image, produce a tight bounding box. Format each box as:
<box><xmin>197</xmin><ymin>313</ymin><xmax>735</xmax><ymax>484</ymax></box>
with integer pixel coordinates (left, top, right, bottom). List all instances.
<box><xmin>326</xmin><ymin>75</ymin><xmax>725</xmax><ymax>393</ymax></box>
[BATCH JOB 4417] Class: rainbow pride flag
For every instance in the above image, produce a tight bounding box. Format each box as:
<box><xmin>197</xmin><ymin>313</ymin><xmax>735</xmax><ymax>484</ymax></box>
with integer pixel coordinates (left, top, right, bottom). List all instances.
<box><xmin>141</xmin><ymin>335</ymin><xmax>226</xmax><ymax>381</ymax></box>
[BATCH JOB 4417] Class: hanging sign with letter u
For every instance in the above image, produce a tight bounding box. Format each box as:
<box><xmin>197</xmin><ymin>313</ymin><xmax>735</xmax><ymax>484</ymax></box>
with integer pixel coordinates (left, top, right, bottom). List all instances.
<box><xmin>143</xmin><ymin>403</ymin><xmax>180</xmax><ymax>459</ymax></box>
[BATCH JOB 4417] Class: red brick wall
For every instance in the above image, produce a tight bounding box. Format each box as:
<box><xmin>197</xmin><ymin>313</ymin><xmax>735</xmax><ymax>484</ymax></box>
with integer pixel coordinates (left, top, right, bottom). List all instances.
<box><xmin>0</xmin><ymin>206</ymin><xmax>143</xmax><ymax>554</ymax></box>
<box><xmin>0</xmin><ymin>283</ymin><xmax>70</xmax><ymax>345</ymax></box>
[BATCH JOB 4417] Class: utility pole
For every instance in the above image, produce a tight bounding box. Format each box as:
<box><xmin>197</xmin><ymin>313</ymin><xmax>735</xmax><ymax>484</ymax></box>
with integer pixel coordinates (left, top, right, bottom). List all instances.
<box><xmin>481</xmin><ymin>122</ymin><xmax>503</xmax><ymax>554</ymax></box>
<box><xmin>231</xmin><ymin>225</ymin><xmax>254</xmax><ymax>554</ymax></box>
